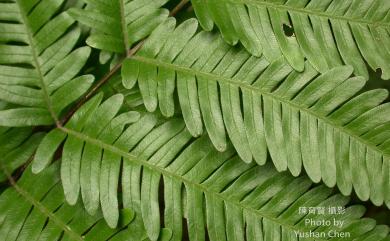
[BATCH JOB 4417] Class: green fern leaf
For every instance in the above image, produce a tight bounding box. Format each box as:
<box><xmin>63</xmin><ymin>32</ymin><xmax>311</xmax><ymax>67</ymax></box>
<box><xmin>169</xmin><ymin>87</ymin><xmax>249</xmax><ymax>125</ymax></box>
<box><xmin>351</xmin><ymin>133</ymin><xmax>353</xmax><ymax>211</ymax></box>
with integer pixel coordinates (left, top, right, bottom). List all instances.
<box><xmin>31</xmin><ymin>93</ymin><xmax>389</xmax><ymax>241</ymax></box>
<box><xmin>0</xmin><ymin>132</ymin><xmax>43</xmax><ymax>182</ymax></box>
<box><xmin>2</xmin><ymin>1</ymin><xmax>389</xmax><ymax>241</ymax></box>
<box><xmin>0</xmin><ymin>162</ymin><xmax>172</xmax><ymax>241</ymax></box>
<box><xmin>191</xmin><ymin>0</ymin><xmax>390</xmax><ymax>79</ymax></box>
<box><xmin>122</xmin><ymin>18</ymin><xmax>390</xmax><ymax>206</ymax></box>
<box><xmin>68</xmin><ymin>0</ymin><xmax>170</xmax><ymax>53</ymax></box>
<box><xmin>0</xmin><ymin>0</ymin><xmax>94</xmax><ymax>127</ymax></box>
<box><xmin>0</xmin><ymin>101</ymin><xmax>44</xmax><ymax>181</ymax></box>
<box><xmin>102</xmin><ymin>73</ymin><xmax>145</xmax><ymax>110</ymax></box>
<box><xmin>0</xmin><ymin>128</ymin><xmax>42</xmax><ymax>182</ymax></box>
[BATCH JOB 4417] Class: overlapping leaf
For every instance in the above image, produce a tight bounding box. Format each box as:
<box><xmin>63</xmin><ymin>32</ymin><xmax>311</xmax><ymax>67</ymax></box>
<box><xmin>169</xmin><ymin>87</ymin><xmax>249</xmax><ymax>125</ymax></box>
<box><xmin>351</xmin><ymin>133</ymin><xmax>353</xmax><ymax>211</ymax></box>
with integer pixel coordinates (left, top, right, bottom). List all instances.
<box><xmin>69</xmin><ymin>0</ymin><xmax>170</xmax><ymax>53</ymax></box>
<box><xmin>0</xmin><ymin>162</ymin><xmax>172</xmax><ymax>241</ymax></box>
<box><xmin>102</xmin><ymin>74</ymin><xmax>145</xmax><ymax>110</ymax></box>
<box><xmin>0</xmin><ymin>0</ymin><xmax>94</xmax><ymax>126</ymax></box>
<box><xmin>0</xmin><ymin>101</ymin><xmax>43</xmax><ymax>182</ymax></box>
<box><xmin>191</xmin><ymin>0</ymin><xmax>390</xmax><ymax>79</ymax></box>
<box><xmin>0</xmin><ymin>127</ymin><xmax>43</xmax><ymax>182</ymax></box>
<box><xmin>30</xmin><ymin>93</ymin><xmax>390</xmax><ymax>241</ymax></box>
<box><xmin>122</xmin><ymin>18</ymin><xmax>390</xmax><ymax>207</ymax></box>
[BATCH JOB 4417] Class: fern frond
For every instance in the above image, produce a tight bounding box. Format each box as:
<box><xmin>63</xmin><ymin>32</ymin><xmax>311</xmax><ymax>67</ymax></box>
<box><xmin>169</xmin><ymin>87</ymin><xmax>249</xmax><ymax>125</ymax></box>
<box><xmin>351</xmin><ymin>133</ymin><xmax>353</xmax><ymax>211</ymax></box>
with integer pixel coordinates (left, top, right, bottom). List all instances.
<box><xmin>190</xmin><ymin>0</ymin><xmax>390</xmax><ymax>79</ymax></box>
<box><xmin>0</xmin><ymin>162</ymin><xmax>172</xmax><ymax>241</ymax></box>
<box><xmin>32</xmin><ymin>93</ymin><xmax>141</xmax><ymax>221</ymax></box>
<box><xmin>122</xmin><ymin>18</ymin><xmax>390</xmax><ymax>207</ymax></box>
<box><xmin>68</xmin><ymin>0</ymin><xmax>170</xmax><ymax>53</ymax></box>
<box><xmin>0</xmin><ymin>0</ymin><xmax>93</xmax><ymax>127</ymax></box>
<box><xmin>31</xmin><ymin>93</ymin><xmax>390</xmax><ymax>241</ymax></box>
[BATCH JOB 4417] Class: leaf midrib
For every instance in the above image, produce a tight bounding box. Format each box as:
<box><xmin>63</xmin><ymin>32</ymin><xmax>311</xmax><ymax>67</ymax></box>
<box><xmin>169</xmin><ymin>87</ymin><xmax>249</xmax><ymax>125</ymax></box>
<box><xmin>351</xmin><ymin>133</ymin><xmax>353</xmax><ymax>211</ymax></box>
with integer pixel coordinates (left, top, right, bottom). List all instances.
<box><xmin>130</xmin><ymin>55</ymin><xmax>389</xmax><ymax>159</ymax></box>
<box><xmin>59</xmin><ymin>126</ymin><xmax>328</xmax><ymax>241</ymax></box>
<box><xmin>218</xmin><ymin>0</ymin><xmax>390</xmax><ymax>27</ymax></box>
<box><xmin>0</xmin><ymin>163</ymin><xmax>83</xmax><ymax>241</ymax></box>
<box><xmin>15</xmin><ymin>0</ymin><xmax>58</xmax><ymax>124</ymax></box>
<box><xmin>13</xmin><ymin>183</ymin><xmax>84</xmax><ymax>241</ymax></box>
